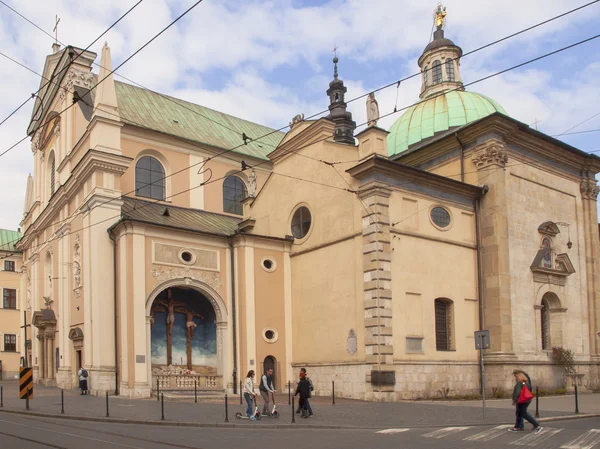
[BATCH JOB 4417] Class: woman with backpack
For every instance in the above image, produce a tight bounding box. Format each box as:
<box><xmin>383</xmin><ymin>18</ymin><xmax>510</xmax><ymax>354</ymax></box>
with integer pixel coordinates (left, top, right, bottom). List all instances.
<box><xmin>509</xmin><ymin>370</ymin><xmax>542</xmax><ymax>433</ymax></box>
<box><xmin>78</xmin><ymin>367</ymin><xmax>88</xmax><ymax>395</ymax></box>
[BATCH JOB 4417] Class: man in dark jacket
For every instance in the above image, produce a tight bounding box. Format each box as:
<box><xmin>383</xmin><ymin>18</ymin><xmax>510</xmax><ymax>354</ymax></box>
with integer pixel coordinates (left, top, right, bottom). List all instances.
<box><xmin>295</xmin><ymin>370</ymin><xmax>312</xmax><ymax>418</ymax></box>
<box><xmin>296</xmin><ymin>368</ymin><xmax>314</xmax><ymax>416</ymax></box>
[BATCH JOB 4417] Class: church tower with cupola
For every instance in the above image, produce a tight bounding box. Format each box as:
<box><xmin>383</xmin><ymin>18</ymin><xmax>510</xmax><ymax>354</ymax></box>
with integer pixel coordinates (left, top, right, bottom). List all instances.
<box><xmin>326</xmin><ymin>56</ymin><xmax>356</xmax><ymax>145</ymax></box>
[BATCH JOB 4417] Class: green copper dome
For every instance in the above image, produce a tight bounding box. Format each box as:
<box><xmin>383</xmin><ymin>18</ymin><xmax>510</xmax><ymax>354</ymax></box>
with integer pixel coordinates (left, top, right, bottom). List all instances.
<box><xmin>387</xmin><ymin>89</ymin><xmax>507</xmax><ymax>156</ymax></box>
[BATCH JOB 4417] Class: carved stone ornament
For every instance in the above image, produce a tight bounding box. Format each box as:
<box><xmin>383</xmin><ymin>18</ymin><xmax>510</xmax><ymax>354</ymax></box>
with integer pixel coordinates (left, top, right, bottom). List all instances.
<box><xmin>54</xmin><ymin>123</ymin><xmax>60</xmax><ymax>139</ymax></box>
<box><xmin>151</xmin><ymin>265</ymin><xmax>222</xmax><ymax>291</ymax></box>
<box><xmin>63</xmin><ymin>69</ymin><xmax>95</xmax><ymax>92</ymax></box>
<box><xmin>580</xmin><ymin>178</ymin><xmax>600</xmax><ymax>200</ymax></box>
<box><xmin>73</xmin><ymin>234</ymin><xmax>82</xmax><ymax>297</ymax></box>
<box><xmin>289</xmin><ymin>113</ymin><xmax>305</xmax><ymax>130</ymax></box>
<box><xmin>366</xmin><ymin>92</ymin><xmax>379</xmax><ymax>128</ymax></box>
<box><xmin>43</xmin><ymin>295</ymin><xmax>54</xmax><ymax>309</ymax></box>
<box><xmin>31</xmin><ymin>134</ymin><xmax>40</xmax><ymax>153</ymax></box>
<box><xmin>347</xmin><ymin>329</ymin><xmax>357</xmax><ymax>355</ymax></box>
<box><xmin>471</xmin><ymin>144</ymin><xmax>508</xmax><ymax>169</ymax></box>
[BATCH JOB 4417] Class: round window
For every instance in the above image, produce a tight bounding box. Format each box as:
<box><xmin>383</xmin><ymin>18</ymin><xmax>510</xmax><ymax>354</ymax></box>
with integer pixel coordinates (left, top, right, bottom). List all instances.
<box><xmin>430</xmin><ymin>207</ymin><xmax>451</xmax><ymax>228</ymax></box>
<box><xmin>291</xmin><ymin>206</ymin><xmax>312</xmax><ymax>240</ymax></box>
<box><xmin>178</xmin><ymin>249</ymin><xmax>196</xmax><ymax>265</ymax></box>
<box><xmin>262</xmin><ymin>328</ymin><xmax>279</xmax><ymax>343</ymax></box>
<box><xmin>262</xmin><ymin>259</ymin><xmax>274</xmax><ymax>271</ymax></box>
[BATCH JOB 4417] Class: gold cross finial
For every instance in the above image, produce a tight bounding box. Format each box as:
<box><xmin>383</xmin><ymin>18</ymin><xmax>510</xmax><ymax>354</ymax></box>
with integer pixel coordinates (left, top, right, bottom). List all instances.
<box><xmin>53</xmin><ymin>15</ymin><xmax>60</xmax><ymax>45</ymax></box>
<box><xmin>333</xmin><ymin>44</ymin><xmax>338</xmax><ymax>59</ymax></box>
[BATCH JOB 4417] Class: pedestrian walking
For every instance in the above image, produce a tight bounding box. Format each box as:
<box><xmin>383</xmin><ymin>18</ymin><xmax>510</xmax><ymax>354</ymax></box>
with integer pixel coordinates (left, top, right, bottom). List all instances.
<box><xmin>78</xmin><ymin>366</ymin><xmax>89</xmax><ymax>395</ymax></box>
<box><xmin>295</xmin><ymin>369</ymin><xmax>312</xmax><ymax>418</ymax></box>
<box><xmin>509</xmin><ymin>369</ymin><xmax>542</xmax><ymax>434</ymax></box>
<box><xmin>243</xmin><ymin>370</ymin><xmax>257</xmax><ymax>420</ymax></box>
<box><xmin>259</xmin><ymin>368</ymin><xmax>275</xmax><ymax>416</ymax></box>
<box><xmin>295</xmin><ymin>368</ymin><xmax>314</xmax><ymax>417</ymax></box>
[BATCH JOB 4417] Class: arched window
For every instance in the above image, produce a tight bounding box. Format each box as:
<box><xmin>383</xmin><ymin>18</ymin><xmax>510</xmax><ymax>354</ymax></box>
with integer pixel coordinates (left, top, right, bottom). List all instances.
<box><xmin>541</xmin><ymin>299</ymin><xmax>550</xmax><ymax>350</ymax></box>
<box><xmin>49</xmin><ymin>152</ymin><xmax>56</xmax><ymax>196</ymax></box>
<box><xmin>446</xmin><ymin>59</ymin><xmax>455</xmax><ymax>82</ymax></box>
<box><xmin>432</xmin><ymin>60</ymin><xmax>443</xmax><ymax>85</ymax></box>
<box><xmin>135</xmin><ymin>156</ymin><xmax>165</xmax><ymax>201</ymax></box>
<box><xmin>434</xmin><ymin>298</ymin><xmax>453</xmax><ymax>351</ymax></box>
<box><xmin>424</xmin><ymin>65</ymin><xmax>429</xmax><ymax>86</ymax></box>
<box><xmin>223</xmin><ymin>176</ymin><xmax>247</xmax><ymax>215</ymax></box>
<box><xmin>541</xmin><ymin>238</ymin><xmax>552</xmax><ymax>268</ymax></box>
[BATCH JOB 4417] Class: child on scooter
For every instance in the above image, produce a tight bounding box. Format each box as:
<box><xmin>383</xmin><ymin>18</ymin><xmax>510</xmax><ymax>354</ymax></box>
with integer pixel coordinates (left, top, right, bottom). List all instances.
<box><xmin>244</xmin><ymin>370</ymin><xmax>257</xmax><ymax>420</ymax></box>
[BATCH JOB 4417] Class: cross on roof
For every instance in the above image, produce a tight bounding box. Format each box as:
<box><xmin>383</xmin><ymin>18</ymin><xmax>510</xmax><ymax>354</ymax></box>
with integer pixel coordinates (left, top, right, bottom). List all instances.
<box><xmin>53</xmin><ymin>15</ymin><xmax>60</xmax><ymax>45</ymax></box>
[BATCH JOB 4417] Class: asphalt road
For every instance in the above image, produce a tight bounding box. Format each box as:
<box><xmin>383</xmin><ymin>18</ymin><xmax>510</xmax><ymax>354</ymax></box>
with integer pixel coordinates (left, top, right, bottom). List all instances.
<box><xmin>0</xmin><ymin>413</ymin><xmax>599</xmax><ymax>449</ymax></box>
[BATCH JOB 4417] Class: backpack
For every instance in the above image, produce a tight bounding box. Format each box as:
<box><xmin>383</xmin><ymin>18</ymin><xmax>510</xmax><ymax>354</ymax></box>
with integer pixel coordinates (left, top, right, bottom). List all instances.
<box><xmin>81</xmin><ymin>369</ymin><xmax>88</xmax><ymax>378</ymax></box>
<box><xmin>308</xmin><ymin>378</ymin><xmax>314</xmax><ymax>392</ymax></box>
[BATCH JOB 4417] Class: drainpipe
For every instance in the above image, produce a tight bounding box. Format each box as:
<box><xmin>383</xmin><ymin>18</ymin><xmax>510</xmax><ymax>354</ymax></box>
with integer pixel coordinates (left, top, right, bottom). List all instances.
<box><xmin>229</xmin><ymin>236</ymin><xmax>238</xmax><ymax>394</ymax></box>
<box><xmin>455</xmin><ymin>132</ymin><xmax>466</xmax><ymax>183</ymax></box>
<box><xmin>475</xmin><ymin>187</ymin><xmax>488</xmax><ymax>395</ymax></box>
<box><xmin>109</xmin><ymin>231</ymin><xmax>119</xmax><ymax>396</ymax></box>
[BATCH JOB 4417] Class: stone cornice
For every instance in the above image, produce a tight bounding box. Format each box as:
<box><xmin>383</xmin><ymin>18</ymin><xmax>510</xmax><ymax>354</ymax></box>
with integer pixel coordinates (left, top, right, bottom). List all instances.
<box><xmin>348</xmin><ymin>154</ymin><xmax>485</xmax><ymax>202</ymax></box>
<box><xmin>268</xmin><ymin>118</ymin><xmax>337</xmax><ymax>164</ymax></box>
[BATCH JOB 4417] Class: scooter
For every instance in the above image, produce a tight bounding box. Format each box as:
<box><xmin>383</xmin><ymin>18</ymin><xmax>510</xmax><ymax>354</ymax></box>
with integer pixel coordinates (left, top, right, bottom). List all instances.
<box><xmin>235</xmin><ymin>395</ymin><xmax>262</xmax><ymax>420</ymax></box>
<box><xmin>263</xmin><ymin>392</ymin><xmax>279</xmax><ymax>418</ymax></box>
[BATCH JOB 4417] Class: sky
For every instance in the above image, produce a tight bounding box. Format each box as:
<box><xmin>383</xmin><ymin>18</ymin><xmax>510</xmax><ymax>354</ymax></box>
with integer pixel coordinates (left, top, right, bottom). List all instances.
<box><xmin>1</xmin><ymin>0</ymin><xmax>600</xmax><ymax>231</ymax></box>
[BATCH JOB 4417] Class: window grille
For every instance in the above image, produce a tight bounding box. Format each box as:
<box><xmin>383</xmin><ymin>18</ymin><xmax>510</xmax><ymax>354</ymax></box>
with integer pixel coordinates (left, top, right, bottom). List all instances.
<box><xmin>135</xmin><ymin>156</ymin><xmax>166</xmax><ymax>200</ymax></box>
<box><xmin>223</xmin><ymin>176</ymin><xmax>247</xmax><ymax>215</ymax></box>
<box><xmin>435</xmin><ymin>299</ymin><xmax>452</xmax><ymax>351</ymax></box>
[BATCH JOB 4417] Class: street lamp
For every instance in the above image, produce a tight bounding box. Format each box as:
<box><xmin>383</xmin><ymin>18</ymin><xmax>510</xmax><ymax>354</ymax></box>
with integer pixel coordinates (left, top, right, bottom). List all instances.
<box><xmin>555</xmin><ymin>222</ymin><xmax>572</xmax><ymax>249</ymax></box>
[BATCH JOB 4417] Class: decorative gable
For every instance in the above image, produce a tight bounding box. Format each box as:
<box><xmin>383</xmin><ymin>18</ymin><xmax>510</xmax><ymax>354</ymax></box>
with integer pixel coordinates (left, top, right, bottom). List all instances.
<box><xmin>531</xmin><ymin>251</ymin><xmax>575</xmax><ymax>286</ymax></box>
<box><xmin>538</xmin><ymin>221</ymin><xmax>560</xmax><ymax>237</ymax></box>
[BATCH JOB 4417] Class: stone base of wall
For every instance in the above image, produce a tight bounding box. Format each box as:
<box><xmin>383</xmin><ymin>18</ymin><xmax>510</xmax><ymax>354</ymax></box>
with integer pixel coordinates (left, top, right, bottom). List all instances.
<box><xmin>88</xmin><ymin>369</ymin><xmax>117</xmax><ymax>396</ymax></box>
<box><xmin>119</xmin><ymin>382</ymin><xmax>152</xmax><ymax>398</ymax></box>
<box><xmin>0</xmin><ymin>370</ymin><xmax>20</xmax><ymax>380</ymax></box>
<box><xmin>296</xmin><ymin>361</ymin><xmax>600</xmax><ymax>401</ymax></box>
<box><xmin>56</xmin><ymin>367</ymin><xmax>76</xmax><ymax>390</ymax></box>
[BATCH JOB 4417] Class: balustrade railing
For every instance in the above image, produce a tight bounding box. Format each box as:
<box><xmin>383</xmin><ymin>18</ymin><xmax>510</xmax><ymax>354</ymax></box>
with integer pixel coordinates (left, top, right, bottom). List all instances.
<box><xmin>154</xmin><ymin>374</ymin><xmax>222</xmax><ymax>391</ymax></box>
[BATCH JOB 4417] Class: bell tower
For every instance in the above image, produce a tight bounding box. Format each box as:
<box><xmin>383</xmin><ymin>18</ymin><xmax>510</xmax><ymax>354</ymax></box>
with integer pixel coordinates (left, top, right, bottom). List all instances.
<box><xmin>326</xmin><ymin>56</ymin><xmax>356</xmax><ymax>145</ymax></box>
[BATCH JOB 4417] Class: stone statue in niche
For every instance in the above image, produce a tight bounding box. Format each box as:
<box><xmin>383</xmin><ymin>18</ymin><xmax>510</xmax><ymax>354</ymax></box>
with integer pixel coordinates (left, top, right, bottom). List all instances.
<box><xmin>366</xmin><ymin>92</ymin><xmax>379</xmax><ymax>127</ymax></box>
<box><xmin>248</xmin><ymin>169</ymin><xmax>257</xmax><ymax>197</ymax></box>
<box><xmin>347</xmin><ymin>329</ymin><xmax>357</xmax><ymax>355</ymax></box>
<box><xmin>289</xmin><ymin>113</ymin><xmax>304</xmax><ymax>129</ymax></box>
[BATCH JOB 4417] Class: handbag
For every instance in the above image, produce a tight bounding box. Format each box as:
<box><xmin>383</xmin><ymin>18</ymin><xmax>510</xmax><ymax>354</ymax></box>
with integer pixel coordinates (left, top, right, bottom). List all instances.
<box><xmin>518</xmin><ymin>383</ymin><xmax>534</xmax><ymax>404</ymax></box>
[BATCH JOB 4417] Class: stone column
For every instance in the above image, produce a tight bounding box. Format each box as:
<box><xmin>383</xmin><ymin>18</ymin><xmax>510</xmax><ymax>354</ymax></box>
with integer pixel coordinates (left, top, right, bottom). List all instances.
<box><xmin>47</xmin><ymin>333</ymin><xmax>55</xmax><ymax>381</ymax></box>
<box><xmin>38</xmin><ymin>334</ymin><xmax>45</xmax><ymax>379</ymax></box>
<box><xmin>471</xmin><ymin>140</ymin><xmax>514</xmax><ymax>356</ymax></box>
<box><xmin>216</xmin><ymin>322</ymin><xmax>227</xmax><ymax>377</ymax></box>
<box><xmin>359</xmin><ymin>183</ymin><xmax>394</xmax><ymax>378</ymax></box>
<box><xmin>580</xmin><ymin>178</ymin><xmax>600</xmax><ymax>359</ymax></box>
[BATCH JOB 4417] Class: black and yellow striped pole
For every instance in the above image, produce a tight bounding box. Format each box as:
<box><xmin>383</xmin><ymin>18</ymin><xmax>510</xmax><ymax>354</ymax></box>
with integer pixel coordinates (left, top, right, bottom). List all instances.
<box><xmin>19</xmin><ymin>367</ymin><xmax>33</xmax><ymax>400</ymax></box>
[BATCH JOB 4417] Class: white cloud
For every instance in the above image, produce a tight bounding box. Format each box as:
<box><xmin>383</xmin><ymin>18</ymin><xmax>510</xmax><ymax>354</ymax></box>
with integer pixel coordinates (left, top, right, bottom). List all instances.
<box><xmin>0</xmin><ymin>0</ymin><xmax>599</xmax><ymax>230</ymax></box>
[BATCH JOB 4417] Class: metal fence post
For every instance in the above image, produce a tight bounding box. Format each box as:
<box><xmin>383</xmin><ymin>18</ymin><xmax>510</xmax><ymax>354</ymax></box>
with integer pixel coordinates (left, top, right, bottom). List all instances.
<box><xmin>61</xmin><ymin>389</ymin><xmax>65</xmax><ymax>414</ymax></box>
<box><xmin>291</xmin><ymin>394</ymin><xmax>295</xmax><ymax>424</ymax></box>
<box><xmin>0</xmin><ymin>385</ymin><xmax>3</xmax><ymax>408</ymax></box>
<box><xmin>157</xmin><ymin>378</ymin><xmax>160</xmax><ymax>402</ymax></box>
<box><xmin>195</xmin><ymin>379</ymin><xmax>198</xmax><ymax>404</ymax></box>
<box><xmin>25</xmin><ymin>387</ymin><xmax>30</xmax><ymax>410</ymax></box>
<box><xmin>161</xmin><ymin>393</ymin><xmax>165</xmax><ymax>421</ymax></box>
<box><xmin>332</xmin><ymin>380</ymin><xmax>335</xmax><ymax>405</ymax></box>
<box><xmin>105</xmin><ymin>391</ymin><xmax>109</xmax><ymax>417</ymax></box>
<box><xmin>225</xmin><ymin>394</ymin><xmax>229</xmax><ymax>422</ymax></box>
<box><xmin>239</xmin><ymin>380</ymin><xmax>242</xmax><ymax>405</ymax></box>
<box><xmin>574</xmin><ymin>382</ymin><xmax>580</xmax><ymax>414</ymax></box>
<box><xmin>535</xmin><ymin>386</ymin><xmax>539</xmax><ymax>418</ymax></box>
<box><xmin>288</xmin><ymin>381</ymin><xmax>291</xmax><ymax>405</ymax></box>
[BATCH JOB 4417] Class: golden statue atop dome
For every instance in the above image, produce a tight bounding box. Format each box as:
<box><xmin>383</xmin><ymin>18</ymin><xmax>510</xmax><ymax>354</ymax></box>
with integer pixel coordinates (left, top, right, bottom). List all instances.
<box><xmin>434</xmin><ymin>3</ymin><xmax>447</xmax><ymax>30</ymax></box>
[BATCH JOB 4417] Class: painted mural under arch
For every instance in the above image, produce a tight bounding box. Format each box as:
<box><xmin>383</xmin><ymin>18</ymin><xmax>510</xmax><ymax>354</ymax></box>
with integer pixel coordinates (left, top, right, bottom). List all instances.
<box><xmin>150</xmin><ymin>287</ymin><xmax>217</xmax><ymax>374</ymax></box>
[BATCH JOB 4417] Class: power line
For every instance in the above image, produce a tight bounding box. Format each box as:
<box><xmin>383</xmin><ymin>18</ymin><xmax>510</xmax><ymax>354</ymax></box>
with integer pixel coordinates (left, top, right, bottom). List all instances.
<box><xmin>555</xmin><ymin>128</ymin><xmax>600</xmax><ymax>137</ymax></box>
<box><xmin>0</xmin><ymin>0</ymin><xmax>145</xmax><ymax>131</ymax></box>
<box><xmin>555</xmin><ymin>111</ymin><xmax>600</xmax><ymax>137</ymax></box>
<box><xmin>4</xmin><ymin>30</ymin><xmax>600</xmax><ymax>254</ymax></box>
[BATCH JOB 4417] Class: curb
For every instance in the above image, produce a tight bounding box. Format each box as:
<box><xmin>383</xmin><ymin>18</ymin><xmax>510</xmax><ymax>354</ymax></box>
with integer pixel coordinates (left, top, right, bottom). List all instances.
<box><xmin>1</xmin><ymin>408</ymin><xmax>599</xmax><ymax>430</ymax></box>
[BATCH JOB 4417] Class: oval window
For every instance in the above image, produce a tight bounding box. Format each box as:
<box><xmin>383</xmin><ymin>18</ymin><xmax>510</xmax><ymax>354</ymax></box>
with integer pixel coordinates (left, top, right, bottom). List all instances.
<box><xmin>431</xmin><ymin>207</ymin><xmax>451</xmax><ymax>228</ymax></box>
<box><xmin>291</xmin><ymin>206</ymin><xmax>312</xmax><ymax>239</ymax></box>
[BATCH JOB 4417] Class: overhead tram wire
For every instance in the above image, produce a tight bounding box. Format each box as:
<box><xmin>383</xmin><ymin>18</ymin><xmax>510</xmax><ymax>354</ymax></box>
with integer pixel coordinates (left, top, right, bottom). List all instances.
<box><xmin>0</xmin><ymin>0</ymin><xmax>145</xmax><ymax>130</ymax></box>
<box><xmin>1</xmin><ymin>0</ymin><xmax>598</xmax><ymax>161</ymax></box>
<box><xmin>3</xmin><ymin>30</ymin><xmax>600</xmax><ymax>254</ymax></box>
<box><xmin>555</xmin><ymin>111</ymin><xmax>600</xmax><ymax>137</ymax></box>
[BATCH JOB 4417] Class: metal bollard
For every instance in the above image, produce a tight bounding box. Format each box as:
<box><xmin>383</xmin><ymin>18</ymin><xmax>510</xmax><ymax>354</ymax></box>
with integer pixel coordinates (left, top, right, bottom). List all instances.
<box><xmin>239</xmin><ymin>380</ymin><xmax>242</xmax><ymax>405</ymax></box>
<box><xmin>61</xmin><ymin>389</ymin><xmax>65</xmax><ymax>414</ymax></box>
<box><xmin>26</xmin><ymin>387</ymin><xmax>30</xmax><ymax>410</ymax></box>
<box><xmin>195</xmin><ymin>379</ymin><xmax>198</xmax><ymax>404</ymax></box>
<box><xmin>574</xmin><ymin>382</ymin><xmax>580</xmax><ymax>414</ymax></box>
<box><xmin>535</xmin><ymin>386</ymin><xmax>539</xmax><ymax>418</ymax></box>
<box><xmin>106</xmin><ymin>391</ymin><xmax>109</xmax><ymax>417</ymax></box>
<box><xmin>288</xmin><ymin>381</ymin><xmax>291</xmax><ymax>405</ymax></box>
<box><xmin>332</xmin><ymin>380</ymin><xmax>336</xmax><ymax>404</ymax></box>
<box><xmin>1</xmin><ymin>385</ymin><xmax>3</xmax><ymax>408</ymax></box>
<box><xmin>225</xmin><ymin>394</ymin><xmax>229</xmax><ymax>422</ymax></box>
<box><xmin>161</xmin><ymin>393</ymin><xmax>165</xmax><ymax>421</ymax></box>
<box><xmin>157</xmin><ymin>378</ymin><xmax>160</xmax><ymax>402</ymax></box>
<box><xmin>291</xmin><ymin>394</ymin><xmax>295</xmax><ymax>424</ymax></box>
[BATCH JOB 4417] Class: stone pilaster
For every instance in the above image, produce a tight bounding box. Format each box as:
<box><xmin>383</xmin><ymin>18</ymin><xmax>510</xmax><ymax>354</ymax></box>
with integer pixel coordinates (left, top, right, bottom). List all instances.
<box><xmin>471</xmin><ymin>139</ymin><xmax>514</xmax><ymax>356</ymax></box>
<box><xmin>359</xmin><ymin>183</ymin><xmax>393</xmax><ymax>373</ymax></box>
<box><xmin>580</xmin><ymin>177</ymin><xmax>600</xmax><ymax>359</ymax></box>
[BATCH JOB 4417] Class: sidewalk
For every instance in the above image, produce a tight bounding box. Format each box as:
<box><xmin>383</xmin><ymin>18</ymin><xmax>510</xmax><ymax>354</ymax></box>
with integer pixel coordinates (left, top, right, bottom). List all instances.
<box><xmin>0</xmin><ymin>381</ymin><xmax>597</xmax><ymax>429</ymax></box>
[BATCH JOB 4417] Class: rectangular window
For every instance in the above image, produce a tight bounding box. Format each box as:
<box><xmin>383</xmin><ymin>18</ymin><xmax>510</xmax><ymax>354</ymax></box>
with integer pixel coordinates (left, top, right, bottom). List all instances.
<box><xmin>4</xmin><ymin>260</ymin><xmax>15</xmax><ymax>272</ymax></box>
<box><xmin>4</xmin><ymin>334</ymin><xmax>16</xmax><ymax>352</ymax></box>
<box><xmin>3</xmin><ymin>289</ymin><xmax>17</xmax><ymax>309</ymax></box>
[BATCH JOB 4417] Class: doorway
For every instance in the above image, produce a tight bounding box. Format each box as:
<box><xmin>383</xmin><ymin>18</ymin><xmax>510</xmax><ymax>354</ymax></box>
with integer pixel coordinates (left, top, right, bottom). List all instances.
<box><xmin>263</xmin><ymin>355</ymin><xmax>277</xmax><ymax>389</ymax></box>
<box><xmin>76</xmin><ymin>350</ymin><xmax>82</xmax><ymax>370</ymax></box>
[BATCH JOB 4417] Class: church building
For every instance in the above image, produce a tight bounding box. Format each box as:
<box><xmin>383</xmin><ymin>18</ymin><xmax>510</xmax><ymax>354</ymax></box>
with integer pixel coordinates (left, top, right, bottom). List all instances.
<box><xmin>14</xmin><ymin>9</ymin><xmax>600</xmax><ymax>400</ymax></box>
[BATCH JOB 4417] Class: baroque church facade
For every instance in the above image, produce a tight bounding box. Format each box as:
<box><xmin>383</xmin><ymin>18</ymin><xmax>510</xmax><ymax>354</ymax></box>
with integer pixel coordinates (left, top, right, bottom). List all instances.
<box><xmin>14</xmin><ymin>16</ymin><xmax>600</xmax><ymax>400</ymax></box>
